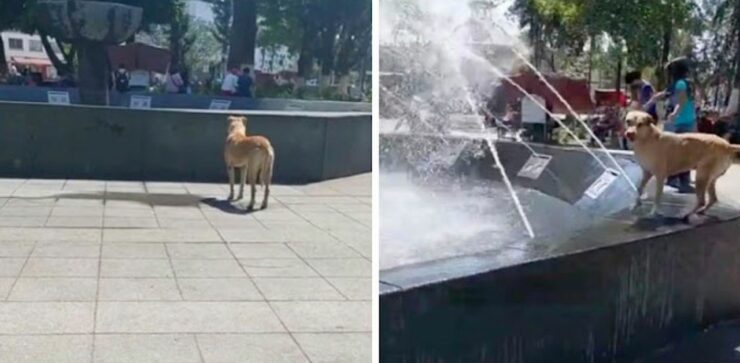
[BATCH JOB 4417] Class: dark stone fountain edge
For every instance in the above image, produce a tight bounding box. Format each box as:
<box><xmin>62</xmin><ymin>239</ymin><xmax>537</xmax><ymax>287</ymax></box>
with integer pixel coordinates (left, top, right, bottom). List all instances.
<box><xmin>379</xmin><ymin>132</ymin><xmax>740</xmax><ymax>362</ymax></box>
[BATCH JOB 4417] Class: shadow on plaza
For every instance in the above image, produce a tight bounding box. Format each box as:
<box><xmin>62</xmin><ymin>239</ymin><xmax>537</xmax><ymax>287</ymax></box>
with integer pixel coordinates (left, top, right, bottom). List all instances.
<box><xmin>12</xmin><ymin>192</ymin><xmax>253</xmax><ymax>215</ymax></box>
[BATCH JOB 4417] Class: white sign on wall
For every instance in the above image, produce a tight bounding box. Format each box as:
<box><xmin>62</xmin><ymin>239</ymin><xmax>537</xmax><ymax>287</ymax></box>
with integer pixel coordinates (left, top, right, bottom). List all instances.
<box><xmin>521</xmin><ymin>94</ymin><xmax>547</xmax><ymax>124</ymax></box>
<box><xmin>585</xmin><ymin>169</ymin><xmax>618</xmax><ymax>199</ymax></box>
<box><xmin>517</xmin><ymin>154</ymin><xmax>552</xmax><ymax>180</ymax></box>
<box><xmin>130</xmin><ymin>95</ymin><xmax>152</xmax><ymax>109</ymax></box>
<box><xmin>209</xmin><ymin>99</ymin><xmax>232</xmax><ymax>110</ymax></box>
<box><xmin>47</xmin><ymin>91</ymin><xmax>70</xmax><ymax>105</ymax></box>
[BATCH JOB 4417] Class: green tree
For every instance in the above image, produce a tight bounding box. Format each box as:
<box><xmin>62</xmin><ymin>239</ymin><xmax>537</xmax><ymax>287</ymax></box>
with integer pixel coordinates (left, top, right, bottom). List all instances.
<box><xmin>184</xmin><ymin>19</ymin><xmax>221</xmax><ymax>79</ymax></box>
<box><xmin>167</xmin><ymin>0</ymin><xmax>196</xmax><ymax>70</ymax></box>
<box><xmin>227</xmin><ymin>0</ymin><xmax>257</xmax><ymax>69</ymax></box>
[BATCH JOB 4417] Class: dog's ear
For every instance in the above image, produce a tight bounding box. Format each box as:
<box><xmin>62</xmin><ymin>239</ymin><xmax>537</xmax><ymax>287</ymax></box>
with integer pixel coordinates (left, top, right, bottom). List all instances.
<box><xmin>647</xmin><ymin>114</ymin><xmax>658</xmax><ymax>125</ymax></box>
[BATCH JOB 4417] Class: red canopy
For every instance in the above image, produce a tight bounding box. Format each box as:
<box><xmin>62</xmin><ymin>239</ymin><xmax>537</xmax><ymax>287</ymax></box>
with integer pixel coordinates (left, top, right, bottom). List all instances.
<box><xmin>498</xmin><ymin>71</ymin><xmax>594</xmax><ymax>114</ymax></box>
<box><xmin>594</xmin><ymin>89</ymin><xmax>627</xmax><ymax>107</ymax></box>
<box><xmin>107</xmin><ymin>42</ymin><xmax>171</xmax><ymax>73</ymax></box>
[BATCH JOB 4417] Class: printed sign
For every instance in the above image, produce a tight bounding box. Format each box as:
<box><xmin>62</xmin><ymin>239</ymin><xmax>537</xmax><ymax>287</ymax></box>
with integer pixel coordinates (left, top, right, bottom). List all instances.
<box><xmin>521</xmin><ymin>94</ymin><xmax>546</xmax><ymax>124</ymax></box>
<box><xmin>47</xmin><ymin>91</ymin><xmax>70</xmax><ymax>105</ymax></box>
<box><xmin>517</xmin><ymin>154</ymin><xmax>552</xmax><ymax>180</ymax></box>
<box><xmin>209</xmin><ymin>99</ymin><xmax>231</xmax><ymax>110</ymax></box>
<box><xmin>585</xmin><ymin>169</ymin><xmax>618</xmax><ymax>199</ymax></box>
<box><xmin>130</xmin><ymin>95</ymin><xmax>151</xmax><ymax>109</ymax></box>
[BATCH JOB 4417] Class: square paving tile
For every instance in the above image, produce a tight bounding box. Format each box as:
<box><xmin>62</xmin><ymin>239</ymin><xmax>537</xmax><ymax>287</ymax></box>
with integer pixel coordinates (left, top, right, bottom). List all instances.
<box><xmin>271</xmin><ymin>301</ymin><xmax>371</xmax><ymax>332</ymax></box>
<box><xmin>32</xmin><ymin>241</ymin><xmax>100</xmax><ymax>258</ymax></box>
<box><xmin>0</xmin><ymin>217</ymin><xmax>46</xmax><ymax>227</ymax></box>
<box><xmin>306</xmin><ymin>258</ymin><xmax>371</xmax><ymax>278</ymax></box>
<box><xmin>0</xmin><ymin>241</ymin><xmax>35</xmax><ymax>257</ymax></box>
<box><xmin>327</xmin><ymin>278</ymin><xmax>371</xmax><ymax>301</ymax></box>
<box><xmin>166</xmin><ymin>243</ymin><xmax>233</xmax><ymax>259</ymax></box>
<box><xmin>0</xmin><ymin>335</ymin><xmax>92</xmax><ymax>363</ymax></box>
<box><xmin>239</xmin><ymin>258</ymin><xmax>318</xmax><ymax>278</ymax></box>
<box><xmin>0</xmin><ymin>257</ymin><xmax>26</xmax><ymax>277</ymax></box>
<box><xmin>98</xmin><ymin>278</ymin><xmax>181</xmax><ymax>301</ymax></box>
<box><xmin>104</xmin><ymin>217</ymin><xmax>159</xmax><ymax>228</ymax></box>
<box><xmin>171</xmin><ymin>259</ymin><xmax>245</xmax><ymax>278</ymax></box>
<box><xmin>254</xmin><ymin>278</ymin><xmax>344</xmax><ymax>301</ymax></box>
<box><xmin>22</xmin><ymin>258</ymin><xmax>98</xmax><ymax>277</ymax></box>
<box><xmin>46</xmin><ymin>216</ymin><xmax>103</xmax><ymax>228</ymax></box>
<box><xmin>0</xmin><ymin>302</ymin><xmax>94</xmax><ymax>333</ymax></box>
<box><xmin>95</xmin><ymin>302</ymin><xmax>285</xmax><ymax>333</ymax></box>
<box><xmin>93</xmin><ymin>334</ymin><xmax>201</xmax><ymax>363</ymax></box>
<box><xmin>287</xmin><ymin>241</ymin><xmax>360</xmax><ymax>258</ymax></box>
<box><xmin>100</xmin><ymin>259</ymin><xmax>173</xmax><ymax>278</ymax></box>
<box><xmin>101</xmin><ymin>243</ymin><xmax>167</xmax><ymax>259</ymax></box>
<box><xmin>179</xmin><ymin>278</ymin><xmax>262</xmax><ymax>301</ymax></box>
<box><xmin>230</xmin><ymin>243</ymin><xmax>297</xmax><ymax>259</ymax></box>
<box><xmin>197</xmin><ymin>334</ymin><xmax>308</xmax><ymax>363</ymax></box>
<box><xmin>0</xmin><ymin>278</ymin><xmax>15</xmax><ymax>298</ymax></box>
<box><xmin>8</xmin><ymin>278</ymin><xmax>97</xmax><ymax>301</ymax></box>
<box><xmin>294</xmin><ymin>333</ymin><xmax>371</xmax><ymax>363</ymax></box>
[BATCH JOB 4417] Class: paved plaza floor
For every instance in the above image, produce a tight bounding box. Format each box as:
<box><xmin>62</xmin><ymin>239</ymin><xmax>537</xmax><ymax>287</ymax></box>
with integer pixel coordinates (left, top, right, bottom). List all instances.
<box><xmin>0</xmin><ymin>173</ymin><xmax>371</xmax><ymax>363</ymax></box>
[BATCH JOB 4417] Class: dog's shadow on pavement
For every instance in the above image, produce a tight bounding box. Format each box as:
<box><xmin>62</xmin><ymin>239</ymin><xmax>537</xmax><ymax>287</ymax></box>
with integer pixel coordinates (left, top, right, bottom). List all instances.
<box><xmin>199</xmin><ymin>198</ymin><xmax>255</xmax><ymax>215</ymax></box>
<box><xmin>21</xmin><ymin>192</ymin><xmax>255</xmax><ymax>215</ymax></box>
<box><xmin>632</xmin><ymin>214</ymin><xmax>721</xmax><ymax>231</ymax></box>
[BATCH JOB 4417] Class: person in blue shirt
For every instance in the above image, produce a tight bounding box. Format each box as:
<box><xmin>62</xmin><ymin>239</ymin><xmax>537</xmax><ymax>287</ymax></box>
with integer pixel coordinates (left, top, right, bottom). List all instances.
<box><xmin>664</xmin><ymin>57</ymin><xmax>696</xmax><ymax>193</ymax></box>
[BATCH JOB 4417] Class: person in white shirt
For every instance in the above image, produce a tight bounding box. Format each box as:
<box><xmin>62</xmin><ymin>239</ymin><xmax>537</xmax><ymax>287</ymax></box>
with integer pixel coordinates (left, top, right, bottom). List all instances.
<box><xmin>220</xmin><ymin>67</ymin><xmax>240</xmax><ymax>96</ymax></box>
<box><xmin>165</xmin><ymin>68</ymin><xmax>184</xmax><ymax>94</ymax></box>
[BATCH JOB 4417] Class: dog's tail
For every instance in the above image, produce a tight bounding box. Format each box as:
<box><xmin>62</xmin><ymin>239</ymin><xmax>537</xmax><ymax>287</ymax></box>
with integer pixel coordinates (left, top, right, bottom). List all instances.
<box><xmin>260</xmin><ymin>146</ymin><xmax>275</xmax><ymax>188</ymax></box>
<box><xmin>731</xmin><ymin>144</ymin><xmax>740</xmax><ymax>155</ymax></box>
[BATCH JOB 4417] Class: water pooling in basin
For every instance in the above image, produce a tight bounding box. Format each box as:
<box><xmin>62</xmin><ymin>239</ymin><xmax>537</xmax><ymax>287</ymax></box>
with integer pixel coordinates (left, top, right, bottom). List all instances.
<box><xmin>380</xmin><ymin>172</ymin><xmax>599</xmax><ymax>270</ymax></box>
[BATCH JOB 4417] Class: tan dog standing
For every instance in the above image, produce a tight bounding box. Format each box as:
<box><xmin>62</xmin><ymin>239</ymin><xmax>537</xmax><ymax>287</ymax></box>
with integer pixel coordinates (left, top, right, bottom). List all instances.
<box><xmin>624</xmin><ymin>110</ymin><xmax>740</xmax><ymax>219</ymax></box>
<box><xmin>224</xmin><ymin>115</ymin><xmax>275</xmax><ymax>210</ymax></box>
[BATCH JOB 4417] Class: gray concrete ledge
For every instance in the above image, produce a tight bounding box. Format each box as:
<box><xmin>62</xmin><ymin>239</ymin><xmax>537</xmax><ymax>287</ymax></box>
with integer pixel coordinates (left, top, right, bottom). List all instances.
<box><xmin>0</xmin><ymin>101</ymin><xmax>371</xmax><ymax>183</ymax></box>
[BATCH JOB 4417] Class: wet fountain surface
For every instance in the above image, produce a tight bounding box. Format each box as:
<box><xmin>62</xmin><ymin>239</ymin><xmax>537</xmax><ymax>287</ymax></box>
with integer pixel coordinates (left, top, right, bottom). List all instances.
<box><xmin>379</xmin><ymin>131</ymin><xmax>740</xmax><ymax>294</ymax></box>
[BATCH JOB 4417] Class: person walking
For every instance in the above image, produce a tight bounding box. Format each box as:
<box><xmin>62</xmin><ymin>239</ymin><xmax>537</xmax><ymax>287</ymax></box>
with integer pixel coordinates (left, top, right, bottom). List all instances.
<box><xmin>237</xmin><ymin>67</ymin><xmax>254</xmax><ymax>98</ymax></box>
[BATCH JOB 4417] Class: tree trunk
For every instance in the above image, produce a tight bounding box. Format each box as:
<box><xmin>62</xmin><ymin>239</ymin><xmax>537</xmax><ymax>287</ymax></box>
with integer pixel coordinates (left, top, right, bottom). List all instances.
<box><xmin>587</xmin><ymin>36</ymin><xmax>593</xmax><ymax>89</ymax></box>
<box><xmin>77</xmin><ymin>41</ymin><xmax>110</xmax><ymax>105</ymax></box>
<box><xmin>226</xmin><ymin>0</ymin><xmax>257</xmax><ymax>70</ymax></box>
<box><xmin>336</xmin><ymin>74</ymin><xmax>350</xmax><ymax>97</ymax></box>
<box><xmin>40</xmin><ymin>34</ymin><xmax>73</xmax><ymax>76</ymax></box>
<box><xmin>295</xmin><ymin>35</ymin><xmax>314</xmax><ymax>90</ymax></box>
<box><xmin>615</xmin><ymin>55</ymin><xmax>622</xmax><ymax>93</ymax></box>
<box><xmin>0</xmin><ymin>36</ymin><xmax>6</xmax><ymax>76</ymax></box>
<box><xmin>734</xmin><ymin>28</ymin><xmax>740</xmax><ymax>88</ymax></box>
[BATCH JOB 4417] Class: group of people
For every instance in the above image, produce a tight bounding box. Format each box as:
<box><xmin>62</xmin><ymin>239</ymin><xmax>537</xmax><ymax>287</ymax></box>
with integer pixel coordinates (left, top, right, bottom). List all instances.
<box><xmin>220</xmin><ymin>66</ymin><xmax>254</xmax><ymax>98</ymax></box>
<box><xmin>113</xmin><ymin>65</ymin><xmax>191</xmax><ymax>94</ymax></box>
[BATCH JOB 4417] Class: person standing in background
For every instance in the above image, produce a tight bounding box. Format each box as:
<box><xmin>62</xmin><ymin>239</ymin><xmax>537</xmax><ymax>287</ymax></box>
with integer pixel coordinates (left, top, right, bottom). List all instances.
<box><xmin>664</xmin><ymin>57</ymin><xmax>697</xmax><ymax>193</ymax></box>
<box><xmin>625</xmin><ymin>71</ymin><xmax>657</xmax><ymax>120</ymax></box>
<box><xmin>237</xmin><ymin>67</ymin><xmax>254</xmax><ymax>98</ymax></box>
<box><xmin>220</xmin><ymin>67</ymin><xmax>240</xmax><ymax>96</ymax></box>
<box><xmin>165</xmin><ymin>68</ymin><xmax>184</xmax><ymax>94</ymax></box>
<box><xmin>114</xmin><ymin>64</ymin><xmax>129</xmax><ymax>93</ymax></box>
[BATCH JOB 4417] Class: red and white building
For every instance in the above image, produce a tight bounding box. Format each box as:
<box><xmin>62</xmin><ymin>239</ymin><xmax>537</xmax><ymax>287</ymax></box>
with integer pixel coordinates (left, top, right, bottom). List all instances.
<box><xmin>2</xmin><ymin>31</ymin><xmax>63</xmax><ymax>80</ymax></box>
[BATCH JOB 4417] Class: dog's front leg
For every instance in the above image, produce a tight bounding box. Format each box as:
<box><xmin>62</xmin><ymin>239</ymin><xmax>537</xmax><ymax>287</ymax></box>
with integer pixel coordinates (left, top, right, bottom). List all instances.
<box><xmin>633</xmin><ymin>169</ymin><xmax>653</xmax><ymax>210</ymax></box>
<box><xmin>227</xmin><ymin>167</ymin><xmax>235</xmax><ymax>201</ymax></box>
<box><xmin>650</xmin><ymin>175</ymin><xmax>666</xmax><ymax>216</ymax></box>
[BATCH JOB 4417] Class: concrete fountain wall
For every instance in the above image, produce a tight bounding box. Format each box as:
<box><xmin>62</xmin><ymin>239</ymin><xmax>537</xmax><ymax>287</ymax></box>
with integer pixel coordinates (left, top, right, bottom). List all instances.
<box><xmin>0</xmin><ymin>101</ymin><xmax>371</xmax><ymax>183</ymax></box>
<box><xmin>380</xmin><ymin>133</ymin><xmax>740</xmax><ymax>362</ymax></box>
<box><xmin>0</xmin><ymin>85</ymin><xmax>371</xmax><ymax>112</ymax></box>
